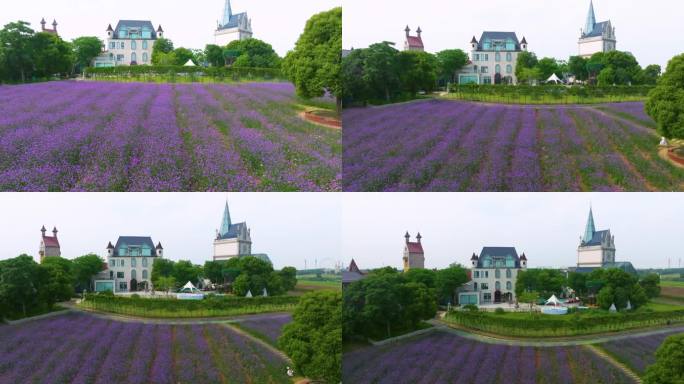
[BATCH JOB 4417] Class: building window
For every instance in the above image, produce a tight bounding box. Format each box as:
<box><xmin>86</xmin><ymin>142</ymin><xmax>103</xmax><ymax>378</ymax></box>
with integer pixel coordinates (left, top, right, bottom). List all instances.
<box><xmin>142</xmin><ymin>258</ymin><xmax>148</xmax><ymax>267</ymax></box>
<box><xmin>109</xmin><ymin>270</ymin><xmax>113</xmax><ymax>278</ymax></box>
<box><xmin>473</xmin><ymin>282</ymin><xmax>478</xmax><ymax>291</ymax></box>
<box><xmin>495</xmin><ymin>269</ymin><xmax>500</xmax><ymax>278</ymax></box>
<box><xmin>496</xmin><ymin>64</ymin><xmax>501</xmax><ymax>74</ymax></box>
<box><xmin>110</xmin><ymin>42</ymin><xmax>115</xmax><ymax>50</ymax></box>
<box><xmin>507</xmin><ymin>52</ymin><xmax>512</xmax><ymax>62</ymax></box>
<box><xmin>131</xmin><ymin>269</ymin><xmax>136</xmax><ymax>279</ymax></box>
<box><xmin>474</xmin><ymin>271</ymin><xmax>479</xmax><ymax>278</ymax></box>
<box><xmin>121</xmin><ymin>42</ymin><xmax>125</xmax><ymax>49</ymax></box>
<box><xmin>121</xmin><ymin>259</ymin><xmax>125</xmax><ymax>267</ymax></box>
<box><xmin>481</xmin><ymin>66</ymin><xmax>488</xmax><ymax>74</ymax></box>
<box><xmin>482</xmin><ymin>76</ymin><xmax>492</xmax><ymax>84</ymax></box>
<box><xmin>117</xmin><ymin>54</ymin><xmax>124</xmax><ymax>62</ymax></box>
<box><xmin>142</xmin><ymin>270</ymin><xmax>148</xmax><ymax>279</ymax></box>
<box><xmin>131</xmin><ymin>40</ymin><xmax>137</xmax><ymax>50</ymax></box>
<box><xmin>483</xmin><ymin>293</ymin><xmax>492</xmax><ymax>302</ymax></box>
<box><xmin>119</xmin><ymin>282</ymin><xmax>127</xmax><ymax>291</ymax></box>
<box><xmin>109</xmin><ymin>260</ymin><xmax>114</xmax><ymax>268</ymax></box>
<box><xmin>117</xmin><ymin>271</ymin><xmax>124</xmax><ymax>279</ymax></box>
<box><xmin>131</xmin><ymin>258</ymin><xmax>136</xmax><ymax>267</ymax></box>
<box><xmin>495</xmin><ymin>52</ymin><xmax>501</xmax><ymax>62</ymax></box>
<box><xmin>481</xmin><ymin>283</ymin><xmax>489</xmax><ymax>290</ymax></box>
<box><xmin>485</xmin><ymin>271</ymin><xmax>489</xmax><ymax>278</ymax></box>
<box><xmin>143</xmin><ymin>40</ymin><xmax>148</xmax><ymax>50</ymax></box>
<box><xmin>506</xmin><ymin>269</ymin><xmax>512</xmax><ymax>278</ymax></box>
<box><xmin>484</xmin><ymin>54</ymin><xmax>489</xmax><ymax>61</ymax></box>
<box><xmin>143</xmin><ymin>52</ymin><xmax>148</xmax><ymax>63</ymax></box>
<box><xmin>506</xmin><ymin>281</ymin><xmax>512</xmax><ymax>290</ymax></box>
<box><xmin>506</xmin><ymin>65</ymin><xmax>513</xmax><ymax>74</ymax></box>
<box><xmin>131</xmin><ymin>52</ymin><xmax>137</xmax><ymax>63</ymax></box>
<box><xmin>495</xmin><ymin>281</ymin><xmax>501</xmax><ymax>290</ymax></box>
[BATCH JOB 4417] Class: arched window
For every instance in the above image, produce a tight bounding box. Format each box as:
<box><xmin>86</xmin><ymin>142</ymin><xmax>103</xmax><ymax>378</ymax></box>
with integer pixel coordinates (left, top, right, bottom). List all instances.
<box><xmin>142</xmin><ymin>270</ymin><xmax>148</xmax><ymax>279</ymax></box>
<box><xmin>143</xmin><ymin>52</ymin><xmax>148</xmax><ymax>63</ymax></box>
<box><xmin>131</xmin><ymin>269</ymin><xmax>137</xmax><ymax>279</ymax></box>
<box><xmin>142</xmin><ymin>258</ymin><xmax>148</xmax><ymax>267</ymax></box>
<box><xmin>506</xmin><ymin>281</ymin><xmax>512</xmax><ymax>290</ymax></box>
<box><xmin>495</xmin><ymin>269</ymin><xmax>500</xmax><ymax>278</ymax></box>
<box><xmin>506</xmin><ymin>52</ymin><xmax>512</xmax><ymax>62</ymax></box>
<box><xmin>131</xmin><ymin>52</ymin><xmax>137</xmax><ymax>63</ymax></box>
<box><xmin>495</xmin><ymin>64</ymin><xmax>501</xmax><ymax>74</ymax></box>
<box><xmin>473</xmin><ymin>282</ymin><xmax>478</xmax><ymax>291</ymax></box>
<box><xmin>131</xmin><ymin>40</ymin><xmax>137</xmax><ymax>50</ymax></box>
<box><xmin>143</xmin><ymin>40</ymin><xmax>148</xmax><ymax>50</ymax></box>
<box><xmin>121</xmin><ymin>259</ymin><xmax>125</xmax><ymax>267</ymax></box>
<box><xmin>506</xmin><ymin>65</ymin><xmax>513</xmax><ymax>74</ymax></box>
<box><xmin>506</xmin><ymin>269</ymin><xmax>512</xmax><ymax>278</ymax></box>
<box><xmin>131</xmin><ymin>258</ymin><xmax>136</xmax><ymax>267</ymax></box>
<box><xmin>495</xmin><ymin>52</ymin><xmax>501</xmax><ymax>62</ymax></box>
<box><xmin>495</xmin><ymin>281</ymin><xmax>501</xmax><ymax>290</ymax></box>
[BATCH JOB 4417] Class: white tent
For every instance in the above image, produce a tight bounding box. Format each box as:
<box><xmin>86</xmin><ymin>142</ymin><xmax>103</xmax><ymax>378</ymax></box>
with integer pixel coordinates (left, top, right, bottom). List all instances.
<box><xmin>545</xmin><ymin>294</ymin><xmax>562</xmax><ymax>306</ymax></box>
<box><xmin>546</xmin><ymin>73</ymin><xmax>563</xmax><ymax>84</ymax></box>
<box><xmin>245</xmin><ymin>289</ymin><xmax>253</xmax><ymax>298</ymax></box>
<box><xmin>179</xmin><ymin>281</ymin><xmax>200</xmax><ymax>293</ymax></box>
<box><xmin>609</xmin><ymin>303</ymin><xmax>617</xmax><ymax>312</ymax></box>
<box><xmin>262</xmin><ymin>288</ymin><xmax>268</xmax><ymax>297</ymax></box>
<box><xmin>626</xmin><ymin>300</ymin><xmax>632</xmax><ymax>310</ymax></box>
<box><xmin>184</xmin><ymin>59</ymin><xmax>196</xmax><ymax>67</ymax></box>
<box><xmin>660</xmin><ymin>137</ymin><xmax>669</xmax><ymax>146</ymax></box>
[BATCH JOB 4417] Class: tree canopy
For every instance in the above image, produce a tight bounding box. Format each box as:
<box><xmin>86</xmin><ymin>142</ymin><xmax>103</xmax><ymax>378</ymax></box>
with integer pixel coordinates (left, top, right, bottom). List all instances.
<box><xmin>435</xmin><ymin>49</ymin><xmax>468</xmax><ymax>85</ymax></box>
<box><xmin>644</xmin><ymin>334</ymin><xmax>684</xmax><ymax>384</ymax></box>
<box><xmin>282</xmin><ymin>7</ymin><xmax>342</xmax><ymax>111</ymax></box>
<box><xmin>225</xmin><ymin>38</ymin><xmax>280</xmax><ymax>69</ymax></box>
<box><xmin>72</xmin><ymin>36</ymin><xmax>103</xmax><ymax>71</ymax></box>
<box><xmin>646</xmin><ymin>53</ymin><xmax>684</xmax><ymax>139</ymax></box>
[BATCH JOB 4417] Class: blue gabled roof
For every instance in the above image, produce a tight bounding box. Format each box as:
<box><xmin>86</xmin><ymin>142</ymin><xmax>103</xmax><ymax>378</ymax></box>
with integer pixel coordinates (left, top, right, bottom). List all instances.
<box><xmin>113</xmin><ymin>20</ymin><xmax>158</xmax><ymax>40</ymax></box>
<box><xmin>219</xmin><ymin>12</ymin><xmax>248</xmax><ymax>30</ymax></box>
<box><xmin>218</xmin><ymin>222</ymin><xmax>247</xmax><ymax>240</ymax></box>
<box><xmin>585</xmin><ymin>230</ymin><xmax>610</xmax><ymax>246</ymax></box>
<box><xmin>477</xmin><ymin>31</ymin><xmax>521</xmax><ymax>51</ymax></box>
<box><xmin>477</xmin><ymin>247</ymin><xmax>521</xmax><ymax>268</ymax></box>
<box><xmin>113</xmin><ymin>236</ymin><xmax>155</xmax><ymax>256</ymax></box>
<box><xmin>583</xmin><ymin>21</ymin><xmax>610</xmax><ymax>38</ymax></box>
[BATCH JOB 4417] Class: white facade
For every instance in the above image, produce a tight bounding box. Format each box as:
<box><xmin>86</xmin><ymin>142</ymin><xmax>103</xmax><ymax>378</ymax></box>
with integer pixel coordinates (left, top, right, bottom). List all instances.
<box><xmin>214</xmin><ymin>0</ymin><xmax>253</xmax><ymax>47</ymax></box>
<box><xmin>94</xmin><ymin>237</ymin><xmax>163</xmax><ymax>293</ymax></box>
<box><xmin>402</xmin><ymin>232</ymin><xmax>425</xmax><ymax>271</ymax></box>
<box><xmin>577</xmin><ymin>207</ymin><xmax>616</xmax><ymax>268</ymax></box>
<box><xmin>578</xmin><ymin>1</ymin><xmax>616</xmax><ymax>58</ymax></box>
<box><xmin>96</xmin><ymin>20</ymin><xmax>162</xmax><ymax>67</ymax></box>
<box><xmin>213</xmin><ymin>202</ymin><xmax>252</xmax><ymax>261</ymax></box>
<box><xmin>458</xmin><ymin>32</ymin><xmax>528</xmax><ymax>85</ymax></box>
<box><xmin>462</xmin><ymin>247</ymin><xmax>527</xmax><ymax>305</ymax></box>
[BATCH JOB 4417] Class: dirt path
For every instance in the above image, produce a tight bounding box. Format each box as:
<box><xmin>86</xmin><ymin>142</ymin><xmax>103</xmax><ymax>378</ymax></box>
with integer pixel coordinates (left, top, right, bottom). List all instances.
<box><xmin>298</xmin><ymin>111</ymin><xmax>341</xmax><ymax>129</ymax></box>
<box><xmin>585</xmin><ymin>344</ymin><xmax>642</xmax><ymax>383</ymax></box>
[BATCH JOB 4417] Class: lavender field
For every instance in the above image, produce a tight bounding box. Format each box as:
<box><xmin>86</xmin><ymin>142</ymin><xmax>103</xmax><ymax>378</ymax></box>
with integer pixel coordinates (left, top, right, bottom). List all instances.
<box><xmin>0</xmin><ymin>81</ymin><xmax>340</xmax><ymax>191</ymax></box>
<box><xmin>0</xmin><ymin>312</ymin><xmax>291</xmax><ymax>383</ymax></box>
<box><xmin>237</xmin><ymin>313</ymin><xmax>292</xmax><ymax>345</ymax></box>
<box><xmin>343</xmin><ymin>331</ymin><xmax>635</xmax><ymax>384</ymax></box>
<box><xmin>343</xmin><ymin>100</ymin><xmax>684</xmax><ymax>191</ymax></box>
<box><xmin>600</xmin><ymin>330</ymin><xmax>684</xmax><ymax>375</ymax></box>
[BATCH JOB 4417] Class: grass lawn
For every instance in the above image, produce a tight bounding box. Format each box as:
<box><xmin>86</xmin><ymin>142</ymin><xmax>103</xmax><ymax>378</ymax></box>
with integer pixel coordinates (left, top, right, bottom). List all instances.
<box><xmin>441</xmin><ymin>92</ymin><xmax>647</xmax><ymax>105</ymax></box>
<box><xmin>661</xmin><ymin>280</ymin><xmax>684</xmax><ymax>288</ymax></box>
<box><xmin>2</xmin><ymin>305</ymin><xmax>68</xmax><ymax>322</ymax></box>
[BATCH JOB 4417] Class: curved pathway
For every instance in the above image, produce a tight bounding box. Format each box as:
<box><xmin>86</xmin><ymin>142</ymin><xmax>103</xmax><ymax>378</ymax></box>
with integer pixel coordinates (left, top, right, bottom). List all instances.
<box><xmin>429</xmin><ymin>319</ymin><xmax>684</xmax><ymax>347</ymax></box>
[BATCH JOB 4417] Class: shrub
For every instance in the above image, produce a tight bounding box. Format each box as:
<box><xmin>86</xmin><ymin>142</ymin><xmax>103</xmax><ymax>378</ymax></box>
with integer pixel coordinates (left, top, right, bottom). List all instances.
<box><xmin>494</xmin><ymin>308</ymin><xmax>505</xmax><ymax>314</ymax></box>
<box><xmin>462</xmin><ymin>304</ymin><xmax>479</xmax><ymax>312</ymax></box>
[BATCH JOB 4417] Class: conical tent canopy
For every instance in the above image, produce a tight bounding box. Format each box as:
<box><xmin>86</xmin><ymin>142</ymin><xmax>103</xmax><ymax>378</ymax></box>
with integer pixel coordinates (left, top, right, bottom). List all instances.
<box><xmin>245</xmin><ymin>289</ymin><xmax>253</xmax><ymax>298</ymax></box>
<box><xmin>545</xmin><ymin>294</ymin><xmax>562</xmax><ymax>306</ymax></box>
<box><xmin>263</xmin><ymin>288</ymin><xmax>268</xmax><ymax>297</ymax></box>
<box><xmin>180</xmin><ymin>281</ymin><xmax>200</xmax><ymax>293</ymax></box>
<box><xmin>546</xmin><ymin>73</ymin><xmax>562</xmax><ymax>84</ymax></box>
<box><xmin>184</xmin><ymin>59</ymin><xmax>196</xmax><ymax>67</ymax></box>
<box><xmin>609</xmin><ymin>303</ymin><xmax>617</xmax><ymax>312</ymax></box>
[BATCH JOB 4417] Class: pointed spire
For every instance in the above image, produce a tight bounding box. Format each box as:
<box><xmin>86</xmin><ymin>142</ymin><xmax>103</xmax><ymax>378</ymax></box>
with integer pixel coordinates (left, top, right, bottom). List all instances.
<box><xmin>416</xmin><ymin>27</ymin><xmax>422</xmax><ymax>37</ymax></box>
<box><xmin>405</xmin><ymin>231</ymin><xmax>410</xmax><ymax>243</ymax></box>
<box><xmin>157</xmin><ymin>25</ymin><xmax>163</xmax><ymax>32</ymax></box>
<box><xmin>156</xmin><ymin>242</ymin><xmax>163</xmax><ymax>250</ymax></box>
<box><xmin>52</xmin><ymin>226</ymin><xmax>58</xmax><ymax>237</ymax></box>
<box><xmin>470</xmin><ymin>36</ymin><xmax>478</xmax><ymax>44</ymax></box>
<box><xmin>584</xmin><ymin>0</ymin><xmax>596</xmax><ymax>36</ymax></box>
<box><xmin>582</xmin><ymin>206</ymin><xmax>596</xmax><ymax>243</ymax></box>
<box><xmin>41</xmin><ymin>18</ymin><xmax>46</xmax><ymax>25</ymax></box>
<box><xmin>221</xmin><ymin>0</ymin><xmax>233</xmax><ymax>27</ymax></box>
<box><xmin>41</xmin><ymin>225</ymin><xmax>47</xmax><ymax>235</ymax></box>
<box><xmin>106</xmin><ymin>24</ymin><xmax>113</xmax><ymax>32</ymax></box>
<box><xmin>405</xmin><ymin>25</ymin><xmax>410</xmax><ymax>37</ymax></box>
<box><xmin>521</xmin><ymin>36</ymin><xmax>528</xmax><ymax>45</ymax></box>
<box><xmin>107</xmin><ymin>241</ymin><xmax>114</xmax><ymax>250</ymax></box>
<box><xmin>219</xmin><ymin>201</ymin><xmax>232</xmax><ymax>238</ymax></box>
<box><xmin>416</xmin><ymin>232</ymin><xmax>422</xmax><ymax>243</ymax></box>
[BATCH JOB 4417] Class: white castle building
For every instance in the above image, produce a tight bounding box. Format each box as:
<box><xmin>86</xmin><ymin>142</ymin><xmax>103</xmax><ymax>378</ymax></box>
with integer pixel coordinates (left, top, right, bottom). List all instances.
<box><xmin>214</xmin><ymin>0</ymin><xmax>253</xmax><ymax>46</ymax></box>
<box><xmin>458</xmin><ymin>31</ymin><xmax>528</xmax><ymax>85</ymax></box>
<box><xmin>93</xmin><ymin>236</ymin><xmax>163</xmax><ymax>293</ymax></box>
<box><xmin>92</xmin><ymin>20</ymin><xmax>164</xmax><ymax>67</ymax></box>
<box><xmin>403</xmin><ymin>232</ymin><xmax>425</xmax><ymax>271</ymax></box>
<box><xmin>459</xmin><ymin>247</ymin><xmax>527</xmax><ymax>305</ymax></box>
<box><xmin>577</xmin><ymin>207</ymin><xmax>616</xmax><ymax>268</ymax></box>
<box><xmin>578</xmin><ymin>0</ymin><xmax>616</xmax><ymax>58</ymax></box>
<box><xmin>213</xmin><ymin>202</ymin><xmax>252</xmax><ymax>261</ymax></box>
<box><xmin>39</xmin><ymin>225</ymin><xmax>61</xmax><ymax>262</ymax></box>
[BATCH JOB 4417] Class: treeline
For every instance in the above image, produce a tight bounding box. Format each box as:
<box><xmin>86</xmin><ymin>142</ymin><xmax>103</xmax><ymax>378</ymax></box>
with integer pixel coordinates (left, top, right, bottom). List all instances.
<box><xmin>85</xmin><ymin>65</ymin><xmax>283</xmax><ymax>80</ymax></box>
<box><xmin>0</xmin><ymin>254</ymin><xmax>104</xmax><ymax>320</ymax></box>
<box><xmin>342</xmin><ymin>42</ymin><xmax>468</xmax><ymax>106</ymax></box>
<box><xmin>516</xmin><ymin>50</ymin><xmax>661</xmax><ymax>86</ymax></box>
<box><xmin>515</xmin><ymin>268</ymin><xmax>660</xmax><ymax>310</ymax></box>
<box><xmin>449</xmin><ymin>84</ymin><xmax>653</xmax><ymax>100</ymax></box>
<box><xmin>150</xmin><ymin>37</ymin><xmax>281</xmax><ymax>69</ymax></box>
<box><xmin>152</xmin><ymin>256</ymin><xmax>297</xmax><ymax>296</ymax></box>
<box><xmin>343</xmin><ymin>266</ymin><xmax>468</xmax><ymax>340</ymax></box>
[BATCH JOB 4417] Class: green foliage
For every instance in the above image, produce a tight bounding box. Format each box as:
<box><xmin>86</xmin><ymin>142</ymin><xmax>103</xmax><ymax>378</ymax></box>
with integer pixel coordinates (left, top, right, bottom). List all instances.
<box><xmin>155</xmin><ymin>276</ymin><xmax>176</xmax><ymax>293</ymax></box>
<box><xmin>515</xmin><ymin>269</ymin><xmax>566</xmax><ymax>299</ymax></box>
<box><xmin>515</xmin><ymin>51</ymin><xmax>538</xmax><ymax>80</ymax></box>
<box><xmin>398</xmin><ymin>51</ymin><xmax>437</xmax><ymax>95</ymax></box>
<box><xmin>435</xmin><ymin>266</ymin><xmax>468</xmax><ymax>305</ymax></box>
<box><xmin>205</xmin><ymin>44</ymin><xmax>225</xmax><ymax>67</ymax></box>
<box><xmin>567</xmin><ymin>272</ymin><xmax>587</xmax><ymax>297</ymax></box>
<box><xmin>462</xmin><ymin>304</ymin><xmax>479</xmax><ymax>312</ymax></box>
<box><xmin>494</xmin><ymin>307</ymin><xmax>505</xmax><ymax>314</ymax></box>
<box><xmin>172</xmin><ymin>47</ymin><xmax>194</xmax><ymax>66</ymax></box>
<box><xmin>639</xmin><ymin>64</ymin><xmax>662</xmax><ymax>85</ymax></box>
<box><xmin>640</xmin><ymin>273</ymin><xmax>662</xmax><ymax>298</ymax></box>
<box><xmin>84</xmin><ymin>65</ymin><xmax>283</xmax><ymax>82</ymax></box>
<box><xmin>0</xmin><ymin>21</ymin><xmax>36</xmax><ymax>82</ymax></box>
<box><xmin>518</xmin><ymin>291</ymin><xmax>540</xmax><ymax>311</ymax></box>
<box><xmin>435</xmin><ymin>49</ymin><xmax>468</xmax><ymax>84</ymax></box>
<box><xmin>591</xmin><ymin>268</ymin><xmax>648</xmax><ymax>310</ymax></box>
<box><xmin>279</xmin><ymin>290</ymin><xmax>341</xmax><ymax>383</ymax></box>
<box><xmin>72</xmin><ymin>254</ymin><xmax>105</xmax><ymax>292</ymax></box>
<box><xmin>279</xmin><ymin>266</ymin><xmax>298</xmax><ymax>292</ymax></box>
<box><xmin>597</xmin><ymin>286</ymin><xmax>615</xmax><ymax>309</ymax></box>
<box><xmin>151</xmin><ymin>258</ymin><xmax>176</xmax><ymax>289</ymax></box>
<box><xmin>644</xmin><ymin>334</ymin><xmax>684</xmax><ymax>384</ymax></box>
<box><xmin>282</xmin><ymin>7</ymin><xmax>342</xmax><ymax>110</ymax></box>
<box><xmin>225</xmin><ymin>38</ymin><xmax>281</xmax><ymax>69</ymax></box>
<box><xmin>72</xmin><ymin>36</ymin><xmax>103</xmax><ymax>72</ymax></box>
<box><xmin>151</xmin><ymin>37</ymin><xmax>174</xmax><ymax>65</ymax></box>
<box><xmin>172</xmin><ymin>260</ymin><xmax>201</xmax><ymax>286</ymax></box>
<box><xmin>536</xmin><ymin>57</ymin><xmax>560</xmax><ymax>81</ymax></box>
<box><xmin>568</xmin><ymin>56</ymin><xmax>589</xmax><ymax>80</ymax></box>
<box><xmin>646</xmin><ymin>53</ymin><xmax>684</xmax><ymax>139</ymax></box>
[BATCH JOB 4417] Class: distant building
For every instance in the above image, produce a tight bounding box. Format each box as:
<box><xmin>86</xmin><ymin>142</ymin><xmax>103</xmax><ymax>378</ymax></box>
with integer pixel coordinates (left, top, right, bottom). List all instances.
<box><xmin>458</xmin><ymin>32</ymin><xmax>528</xmax><ymax>85</ymax></box>
<box><xmin>213</xmin><ymin>201</ymin><xmax>252</xmax><ymax>261</ymax></box>
<box><xmin>39</xmin><ymin>225</ymin><xmax>61</xmax><ymax>262</ymax></box>
<box><xmin>578</xmin><ymin>0</ymin><xmax>616</xmax><ymax>58</ymax></box>
<box><xmin>93</xmin><ymin>236</ymin><xmax>163</xmax><ymax>293</ymax></box>
<box><xmin>404</xmin><ymin>26</ymin><xmax>424</xmax><ymax>51</ymax></box>
<box><xmin>215</xmin><ymin>0</ymin><xmax>253</xmax><ymax>46</ymax></box>
<box><xmin>39</xmin><ymin>18</ymin><xmax>58</xmax><ymax>36</ymax></box>
<box><xmin>342</xmin><ymin>259</ymin><xmax>366</xmax><ymax>288</ymax></box>
<box><xmin>93</xmin><ymin>20</ymin><xmax>163</xmax><ymax>67</ymax></box>
<box><xmin>459</xmin><ymin>247</ymin><xmax>527</xmax><ymax>305</ymax></box>
<box><xmin>403</xmin><ymin>232</ymin><xmax>425</xmax><ymax>271</ymax></box>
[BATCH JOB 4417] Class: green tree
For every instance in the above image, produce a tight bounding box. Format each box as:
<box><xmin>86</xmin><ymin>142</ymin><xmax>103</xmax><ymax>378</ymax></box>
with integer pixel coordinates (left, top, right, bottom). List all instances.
<box><xmin>644</xmin><ymin>334</ymin><xmax>684</xmax><ymax>384</ymax></box>
<box><xmin>279</xmin><ymin>290</ymin><xmax>341</xmax><ymax>383</ymax></box>
<box><xmin>640</xmin><ymin>273</ymin><xmax>661</xmax><ymax>298</ymax></box>
<box><xmin>31</xmin><ymin>32</ymin><xmax>74</xmax><ymax>78</ymax></box>
<box><xmin>72</xmin><ymin>36</ymin><xmax>103</xmax><ymax>72</ymax></box>
<box><xmin>515</xmin><ymin>51</ymin><xmax>538</xmax><ymax>80</ymax></box>
<box><xmin>597</xmin><ymin>67</ymin><xmax>616</xmax><ymax>85</ymax></box>
<box><xmin>400</xmin><ymin>282</ymin><xmax>436</xmax><ymax>328</ymax></box>
<box><xmin>568</xmin><ymin>56</ymin><xmax>589</xmax><ymax>81</ymax></box>
<box><xmin>536</xmin><ymin>57</ymin><xmax>560</xmax><ymax>82</ymax></box>
<box><xmin>0</xmin><ymin>255</ymin><xmax>41</xmax><ymax>318</ymax></box>
<box><xmin>151</xmin><ymin>37</ymin><xmax>174</xmax><ymax>65</ymax></box>
<box><xmin>515</xmin><ymin>269</ymin><xmax>566</xmax><ymax>299</ymax></box>
<box><xmin>155</xmin><ymin>276</ymin><xmax>176</xmax><ymax>294</ymax></box>
<box><xmin>363</xmin><ymin>42</ymin><xmax>401</xmax><ymax>102</ymax></box>
<box><xmin>0</xmin><ymin>21</ymin><xmax>35</xmax><ymax>82</ymax></box>
<box><xmin>279</xmin><ymin>266</ymin><xmax>298</xmax><ymax>292</ymax></box>
<box><xmin>435</xmin><ymin>49</ymin><xmax>468</xmax><ymax>85</ymax></box>
<box><xmin>398</xmin><ymin>50</ymin><xmax>437</xmax><ymax>95</ymax></box>
<box><xmin>151</xmin><ymin>258</ymin><xmax>175</xmax><ymax>288</ymax></box>
<box><xmin>640</xmin><ymin>64</ymin><xmax>662</xmax><ymax>85</ymax></box>
<box><xmin>518</xmin><ymin>291</ymin><xmax>539</xmax><ymax>312</ymax></box>
<box><xmin>203</xmin><ymin>261</ymin><xmax>224</xmax><ymax>284</ymax></box>
<box><xmin>341</xmin><ymin>48</ymin><xmax>369</xmax><ymax>105</ymax></box>
<box><xmin>567</xmin><ymin>272</ymin><xmax>587</xmax><ymax>297</ymax></box>
<box><xmin>629</xmin><ymin>284</ymin><xmax>649</xmax><ymax>309</ymax></box>
<box><xmin>225</xmin><ymin>38</ymin><xmax>281</xmax><ymax>68</ymax></box>
<box><xmin>282</xmin><ymin>7</ymin><xmax>342</xmax><ymax>111</ymax></box>
<box><xmin>205</xmin><ymin>44</ymin><xmax>225</xmax><ymax>67</ymax></box>
<box><xmin>172</xmin><ymin>47</ymin><xmax>194</xmax><ymax>66</ymax></box>
<box><xmin>38</xmin><ymin>261</ymin><xmax>74</xmax><ymax>305</ymax></box>
<box><xmin>597</xmin><ymin>286</ymin><xmax>615</xmax><ymax>310</ymax></box>
<box><xmin>646</xmin><ymin>53</ymin><xmax>684</xmax><ymax>139</ymax></box>
<box><xmin>72</xmin><ymin>254</ymin><xmax>105</xmax><ymax>292</ymax></box>
<box><xmin>435</xmin><ymin>266</ymin><xmax>468</xmax><ymax>305</ymax></box>
<box><xmin>173</xmin><ymin>260</ymin><xmax>201</xmax><ymax>285</ymax></box>
<box><xmin>518</xmin><ymin>67</ymin><xmax>541</xmax><ymax>85</ymax></box>
<box><xmin>405</xmin><ymin>268</ymin><xmax>436</xmax><ymax>288</ymax></box>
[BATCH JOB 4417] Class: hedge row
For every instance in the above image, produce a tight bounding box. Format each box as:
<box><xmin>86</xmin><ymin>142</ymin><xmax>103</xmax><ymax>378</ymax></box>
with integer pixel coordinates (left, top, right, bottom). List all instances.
<box><xmin>445</xmin><ymin>309</ymin><xmax>684</xmax><ymax>337</ymax></box>
<box><xmin>84</xmin><ymin>65</ymin><xmax>285</xmax><ymax>80</ymax></box>
<box><xmin>448</xmin><ymin>84</ymin><xmax>654</xmax><ymax>99</ymax></box>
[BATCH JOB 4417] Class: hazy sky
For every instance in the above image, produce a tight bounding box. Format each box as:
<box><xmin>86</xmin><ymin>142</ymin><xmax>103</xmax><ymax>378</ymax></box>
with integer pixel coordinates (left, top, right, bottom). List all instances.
<box><xmin>1</xmin><ymin>0</ymin><xmax>340</xmax><ymax>56</ymax></box>
<box><xmin>343</xmin><ymin>0</ymin><xmax>682</xmax><ymax>68</ymax></box>
<box><xmin>0</xmin><ymin>193</ymin><xmax>342</xmax><ymax>269</ymax></box>
<box><xmin>341</xmin><ymin>193</ymin><xmax>684</xmax><ymax>270</ymax></box>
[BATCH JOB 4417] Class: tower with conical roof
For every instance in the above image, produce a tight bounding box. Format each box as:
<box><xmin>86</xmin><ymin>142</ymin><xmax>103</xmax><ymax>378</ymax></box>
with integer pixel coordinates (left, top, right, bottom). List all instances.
<box><xmin>578</xmin><ymin>0</ymin><xmax>616</xmax><ymax>58</ymax></box>
<box><xmin>213</xmin><ymin>200</ymin><xmax>252</xmax><ymax>261</ymax></box>
<box><xmin>577</xmin><ymin>206</ymin><xmax>616</xmax><ymax>268</ymax></box>
<box><xmin>214</xmin><ymin>0</ymin><xmax>253</xmax><ymax>46</ymax></box>
<box><xmin>39</xmin><ymin>225</ymin><xmax>61</xmax><ymax>262</ymax></box>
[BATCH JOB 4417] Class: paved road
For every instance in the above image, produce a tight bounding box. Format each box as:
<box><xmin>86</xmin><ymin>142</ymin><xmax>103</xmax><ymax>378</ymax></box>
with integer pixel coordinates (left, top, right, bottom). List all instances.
<box><xmin>429</xmin><ymin>319</ymin><xmax>684</xmax><ymax>347</ymax></box>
